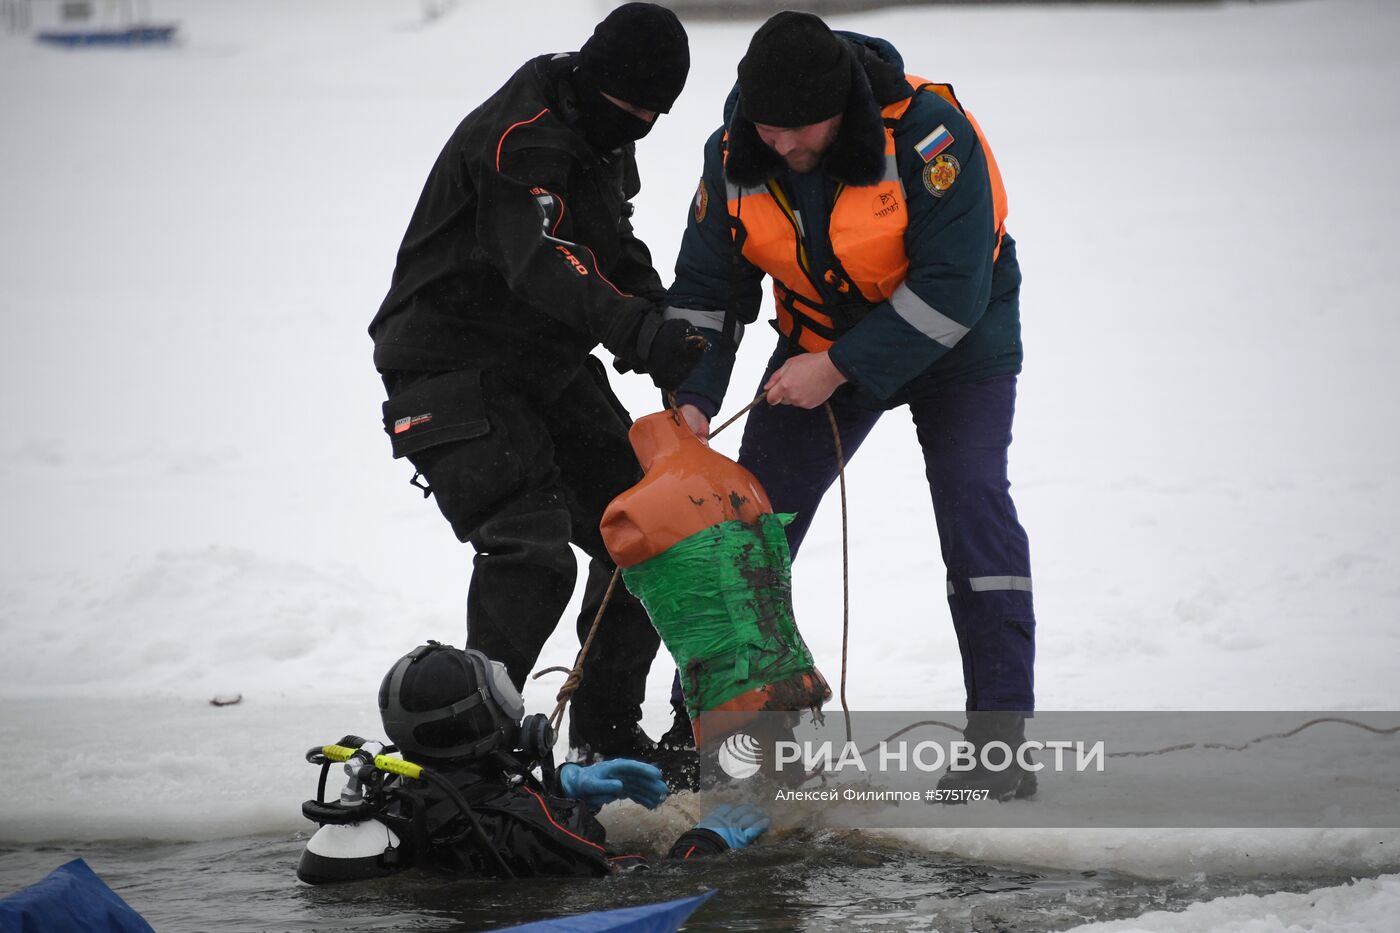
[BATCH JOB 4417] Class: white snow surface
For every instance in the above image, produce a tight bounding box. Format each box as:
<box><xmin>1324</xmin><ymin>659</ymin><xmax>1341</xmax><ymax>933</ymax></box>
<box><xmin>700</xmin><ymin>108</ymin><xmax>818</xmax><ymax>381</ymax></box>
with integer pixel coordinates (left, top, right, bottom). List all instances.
<box><xmin>2</xmin><ymin>0</ymin><xmax>1399</xmax><ymax>929</ymax></box>
<box><xmin>1064</xmin><ymin>874</ymin><xmax>1400</xmax><ymax>933</ymax></box>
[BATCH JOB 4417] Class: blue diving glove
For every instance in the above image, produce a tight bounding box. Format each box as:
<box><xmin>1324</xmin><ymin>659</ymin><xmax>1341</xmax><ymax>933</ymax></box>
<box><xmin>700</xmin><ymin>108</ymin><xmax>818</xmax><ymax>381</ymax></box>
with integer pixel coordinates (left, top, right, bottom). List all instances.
<box><xmin>559</xmin><ymin>759</ymin><xmax>669</xmax><ymax>810</ymax></box>
<box><xmin>695</xmin><ymin>803</ymin><xmax>770</xmax><ymax>850</ymax></box>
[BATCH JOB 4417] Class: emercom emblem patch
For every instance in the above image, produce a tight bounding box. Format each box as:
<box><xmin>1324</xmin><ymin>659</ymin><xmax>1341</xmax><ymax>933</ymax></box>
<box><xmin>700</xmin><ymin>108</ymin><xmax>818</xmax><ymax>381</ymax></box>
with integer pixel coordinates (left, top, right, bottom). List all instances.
<box><xmin>922</xmin><ymin>153</ymin><xmax>960</xmax><ymax>198</ymax></box>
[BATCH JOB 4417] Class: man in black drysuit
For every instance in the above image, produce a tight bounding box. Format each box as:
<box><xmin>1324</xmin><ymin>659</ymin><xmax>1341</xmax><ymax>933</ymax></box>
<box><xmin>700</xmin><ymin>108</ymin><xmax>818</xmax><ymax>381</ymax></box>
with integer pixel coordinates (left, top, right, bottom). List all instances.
<box><xmin>368</xmin><ymin>3</ymin><xmax>705</xmax><ymax>763</ymax></box>
<box><xmin>297</xmin><ymin>643</ymin><xmax>769</xmax><ymax>883</ymax></box>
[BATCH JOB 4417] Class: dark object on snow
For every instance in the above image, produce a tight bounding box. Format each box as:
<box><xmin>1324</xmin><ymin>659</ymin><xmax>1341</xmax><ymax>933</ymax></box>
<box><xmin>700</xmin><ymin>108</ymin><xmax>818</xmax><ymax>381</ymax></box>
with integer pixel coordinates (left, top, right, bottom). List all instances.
<box><xmin>208</xmin><ymin>693</ymin><xmax>242</xmax><ymax>707</ymax></box>
<box><xmin>36</xmin><ymin>25</ymin><xmax>177</xmax><ymax>47</ymax></box>
<box><xmin>0</xmin><ymin>858</ymin><xmax>155</xmax><ymax>933</ymax></box>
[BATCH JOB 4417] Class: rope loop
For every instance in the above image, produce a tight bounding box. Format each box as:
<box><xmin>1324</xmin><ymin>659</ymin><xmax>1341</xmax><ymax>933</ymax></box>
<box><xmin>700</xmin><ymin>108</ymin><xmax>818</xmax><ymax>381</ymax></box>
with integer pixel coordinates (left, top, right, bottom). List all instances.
<box><xmin>546</xmin><ymin>566</ymin><xmax>622</xmax><ymax>734</ymax></box>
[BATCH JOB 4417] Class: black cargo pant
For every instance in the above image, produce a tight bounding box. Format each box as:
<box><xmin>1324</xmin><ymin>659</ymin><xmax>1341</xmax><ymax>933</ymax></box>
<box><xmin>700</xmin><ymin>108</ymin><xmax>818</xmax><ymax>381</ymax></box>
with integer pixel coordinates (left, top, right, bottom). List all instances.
<box><xmin>382</xmin><ymin>360</ymin><xmax>660</xmax><ymax>735</ymax></box>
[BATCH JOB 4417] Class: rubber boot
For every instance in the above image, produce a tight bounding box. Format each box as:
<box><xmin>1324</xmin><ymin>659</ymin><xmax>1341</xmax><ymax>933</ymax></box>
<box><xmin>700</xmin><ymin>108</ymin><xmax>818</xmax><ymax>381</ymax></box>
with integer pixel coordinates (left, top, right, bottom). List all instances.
<box><xmin>659</xmin><ymin>697</ymin><xmax>696</xmax><ymax>752</ymax></box>
<box><xmin>935</xmin><ymin>711</ymin><xmax>1038</xmax><ymax>802</ymax></box>
<box><xmin>654</xmin><ymin>695</ymin><xmax>699</xmax><ymax>792</ymax></box>
<box><xmin>567</xmin><ymin>719</ymin><xmax>659</xmax><ymax>762</ymax></box>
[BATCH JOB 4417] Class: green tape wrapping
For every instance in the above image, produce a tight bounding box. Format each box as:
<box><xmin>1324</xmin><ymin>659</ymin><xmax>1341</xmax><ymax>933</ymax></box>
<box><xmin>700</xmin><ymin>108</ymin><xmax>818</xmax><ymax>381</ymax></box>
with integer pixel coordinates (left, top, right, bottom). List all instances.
<box><xmin>621</xmin><ymin>513</ymin><xmax>818</xmax><ymax>715</ymax></box>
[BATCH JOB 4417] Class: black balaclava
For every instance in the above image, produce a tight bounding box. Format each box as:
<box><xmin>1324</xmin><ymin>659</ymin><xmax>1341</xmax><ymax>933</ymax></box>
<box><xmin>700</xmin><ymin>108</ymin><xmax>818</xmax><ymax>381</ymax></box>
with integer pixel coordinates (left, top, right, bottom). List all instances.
<box><xmin>738</xmin><ymin>11</ymin><xmax>851</xmax><ymax>128</ymax></box>
<box><xmin>574</xmin><ymin>2</ymin><xmax>690</xmax><ymax>151</ymax></box>
<box><xmin>573</xmin><ymin>69</ymin><xmax>658</xmax><ymax>151</ymax></box>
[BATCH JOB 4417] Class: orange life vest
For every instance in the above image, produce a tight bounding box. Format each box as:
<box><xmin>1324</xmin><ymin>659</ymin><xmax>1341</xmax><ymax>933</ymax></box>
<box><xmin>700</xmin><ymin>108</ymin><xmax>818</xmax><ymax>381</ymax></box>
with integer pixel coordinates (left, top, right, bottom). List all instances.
<box><xmin>725</xmin><ymin>75</ymin><xmax>1008</xmax><ymax>353</ymax></box>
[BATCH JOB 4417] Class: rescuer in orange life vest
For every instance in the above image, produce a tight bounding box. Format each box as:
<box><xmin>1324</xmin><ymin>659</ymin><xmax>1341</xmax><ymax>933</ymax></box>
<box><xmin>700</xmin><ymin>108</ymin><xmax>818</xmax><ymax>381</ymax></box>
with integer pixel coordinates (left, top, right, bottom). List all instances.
<box><xmin>663</xmin><ymin>12</ymin><xmax>1037</xmax><ymax>800</ymax></box>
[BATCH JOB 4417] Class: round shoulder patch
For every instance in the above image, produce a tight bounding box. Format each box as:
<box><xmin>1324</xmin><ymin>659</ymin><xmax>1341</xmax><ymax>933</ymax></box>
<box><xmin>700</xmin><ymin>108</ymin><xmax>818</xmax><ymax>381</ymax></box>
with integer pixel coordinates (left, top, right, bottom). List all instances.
<box><xmin>922</xmin><ymin>153</ymin><xmax>960</xmax><ymax>198</ymax></box>
<box><xmin>693</xmin><ymin>178</ymin><xmax>709</xmax><ymax>223</ymax></box>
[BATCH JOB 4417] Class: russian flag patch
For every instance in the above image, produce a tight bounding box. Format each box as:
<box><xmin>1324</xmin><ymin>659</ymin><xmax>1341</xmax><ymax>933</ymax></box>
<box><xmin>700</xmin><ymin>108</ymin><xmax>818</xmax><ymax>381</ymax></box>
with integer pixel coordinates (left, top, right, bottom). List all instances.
<box><xmin>914</xmin><ymin>124</ymin><xmax>954</xmax><ymax>162</ymax></box>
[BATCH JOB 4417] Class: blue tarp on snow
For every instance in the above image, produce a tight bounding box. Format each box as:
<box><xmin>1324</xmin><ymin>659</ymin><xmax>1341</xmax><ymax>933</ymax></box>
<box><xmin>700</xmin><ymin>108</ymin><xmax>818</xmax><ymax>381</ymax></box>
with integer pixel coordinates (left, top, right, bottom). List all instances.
<box><xmin>500</xmin><ymin>890</ymin><xmax>716</xmax><ymax>933</ymax></box>
<box><xmin>0</xmin><ymin>858</ymin><xmax>154</xmax><ymax>933</ymax></box>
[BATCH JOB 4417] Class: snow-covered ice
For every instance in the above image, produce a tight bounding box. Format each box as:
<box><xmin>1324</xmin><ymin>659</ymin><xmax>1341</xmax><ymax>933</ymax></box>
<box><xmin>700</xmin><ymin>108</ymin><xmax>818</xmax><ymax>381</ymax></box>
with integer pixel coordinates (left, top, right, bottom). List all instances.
<box><xmin>1063</xmin><ymin>874</ymin><xmax>1400</xmax><ymax>933</ymax></box>
<box><xmin>2</xmin><ymin>0</ymin><xmax>1398</xmax><ymax>928</ymax></box>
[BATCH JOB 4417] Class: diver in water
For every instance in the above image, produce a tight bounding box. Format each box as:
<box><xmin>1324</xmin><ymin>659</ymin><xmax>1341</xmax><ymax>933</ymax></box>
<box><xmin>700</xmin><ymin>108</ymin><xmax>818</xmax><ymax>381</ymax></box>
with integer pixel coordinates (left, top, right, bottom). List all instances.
<box><xmin>297</xmin><ymin>642</ymin><xmax>768</xmax><ymax>884</ymax></box>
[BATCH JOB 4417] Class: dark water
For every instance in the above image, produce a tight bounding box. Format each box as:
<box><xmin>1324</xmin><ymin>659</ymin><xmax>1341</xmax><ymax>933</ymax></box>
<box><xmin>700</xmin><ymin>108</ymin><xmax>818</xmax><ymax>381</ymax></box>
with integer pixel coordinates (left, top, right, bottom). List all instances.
<box><xmin>0</xmin><ymin>832</ymin><xmax>1370</xmax><ymax>932</ymax></box>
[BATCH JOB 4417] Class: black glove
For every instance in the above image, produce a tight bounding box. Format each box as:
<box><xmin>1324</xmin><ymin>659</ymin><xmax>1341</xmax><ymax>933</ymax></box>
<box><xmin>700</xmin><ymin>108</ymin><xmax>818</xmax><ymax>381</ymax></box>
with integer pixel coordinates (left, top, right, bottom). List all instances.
<box><xmin>635</xmin><ymin>316</ymin><xmax>707</xmax><ymax>391</ymax></box>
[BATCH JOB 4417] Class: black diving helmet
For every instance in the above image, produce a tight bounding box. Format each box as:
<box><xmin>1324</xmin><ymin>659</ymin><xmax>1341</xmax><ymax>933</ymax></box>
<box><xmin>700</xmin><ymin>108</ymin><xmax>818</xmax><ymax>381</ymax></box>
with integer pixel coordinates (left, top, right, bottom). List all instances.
<box><xmin>378</xmin><ymin>641</ymin><xmax>527</xmax><ymax>761</ymax></box>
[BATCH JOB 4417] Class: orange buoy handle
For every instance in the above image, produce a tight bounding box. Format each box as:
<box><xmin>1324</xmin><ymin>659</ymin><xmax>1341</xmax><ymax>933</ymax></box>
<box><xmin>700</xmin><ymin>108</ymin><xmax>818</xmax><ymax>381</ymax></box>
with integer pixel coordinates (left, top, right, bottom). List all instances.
<box><xmin>601</xmin><ymin>410</ymin><xmax>772</xmax><ymax>568</ymax></box>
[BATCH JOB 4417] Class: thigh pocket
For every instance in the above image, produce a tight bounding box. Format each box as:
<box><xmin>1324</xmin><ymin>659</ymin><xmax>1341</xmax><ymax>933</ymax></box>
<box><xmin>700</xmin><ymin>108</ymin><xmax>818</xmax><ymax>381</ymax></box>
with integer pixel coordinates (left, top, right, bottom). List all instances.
<box><xmin>382</xmin><ymin>369</ymin><xmax>490</xmax><ymax>458</ymax></box>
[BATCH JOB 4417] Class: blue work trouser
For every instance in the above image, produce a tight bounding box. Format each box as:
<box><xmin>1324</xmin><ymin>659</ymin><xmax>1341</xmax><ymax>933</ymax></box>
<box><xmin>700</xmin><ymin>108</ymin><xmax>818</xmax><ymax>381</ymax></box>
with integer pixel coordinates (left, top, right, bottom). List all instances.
<box><xmin>734</xmin><ymin>365</ymin><xmax>1036</xmax><ymax>712</ymax></box>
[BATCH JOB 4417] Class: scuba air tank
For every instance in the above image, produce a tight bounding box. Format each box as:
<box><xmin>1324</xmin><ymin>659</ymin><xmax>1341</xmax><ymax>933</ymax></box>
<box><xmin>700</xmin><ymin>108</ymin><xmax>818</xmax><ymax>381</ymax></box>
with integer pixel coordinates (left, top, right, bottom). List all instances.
<box><xmin>297</xmin><ymin>739</ymin><xmax>403</xmax><ymax>885</ymax></box>
<box><xmin>600</xmin><ymin>410</ymin><xmax>830</xmax><ymax>748</ymax></box>
<box><xmin>300</xmin><ymin>819</ymin><xmax>403</xmax><ymax>886</ymax></box>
